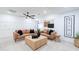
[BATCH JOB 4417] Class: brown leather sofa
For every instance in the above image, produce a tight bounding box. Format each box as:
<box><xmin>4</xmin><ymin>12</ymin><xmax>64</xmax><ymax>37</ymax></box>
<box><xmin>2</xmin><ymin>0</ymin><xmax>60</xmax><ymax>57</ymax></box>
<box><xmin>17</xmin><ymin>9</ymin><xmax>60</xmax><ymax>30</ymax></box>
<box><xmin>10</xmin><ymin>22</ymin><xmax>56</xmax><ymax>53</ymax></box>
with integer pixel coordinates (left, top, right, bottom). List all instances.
<box><xmin>13</xmin><ymin>29</ymin><xmax>38</xmax><ymax>42</ymax></box>
<box><xmin>13</xmin><ymin>30</ymin><xmax>30</xmax><ymax>42</ymax></box>
<box><xmin>41</xmin><ymin>32</ymin><xmax>61</xmax><ymax>41</ymax></box>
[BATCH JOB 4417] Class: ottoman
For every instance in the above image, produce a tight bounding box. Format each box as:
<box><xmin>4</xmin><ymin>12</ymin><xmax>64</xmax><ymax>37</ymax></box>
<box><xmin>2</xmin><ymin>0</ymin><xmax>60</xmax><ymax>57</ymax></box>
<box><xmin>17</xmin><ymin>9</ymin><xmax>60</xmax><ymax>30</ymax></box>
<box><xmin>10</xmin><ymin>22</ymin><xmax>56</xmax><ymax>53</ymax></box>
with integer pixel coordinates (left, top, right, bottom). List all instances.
<box><xmin>25</xmin><ymin>35</ymin><xmax>48</xmax><ymax>50</ymax></box>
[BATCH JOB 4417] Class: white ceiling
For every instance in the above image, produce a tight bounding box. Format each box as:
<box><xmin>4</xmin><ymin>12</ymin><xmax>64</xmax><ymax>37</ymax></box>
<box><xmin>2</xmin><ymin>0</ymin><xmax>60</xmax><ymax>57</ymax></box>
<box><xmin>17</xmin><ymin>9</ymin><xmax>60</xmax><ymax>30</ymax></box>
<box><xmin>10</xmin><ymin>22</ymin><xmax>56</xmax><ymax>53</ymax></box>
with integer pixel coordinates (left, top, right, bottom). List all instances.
<box><xmin>0</xmin><ymin>7</ymin><xmax>79</xmax><ymax>17</ymax></box>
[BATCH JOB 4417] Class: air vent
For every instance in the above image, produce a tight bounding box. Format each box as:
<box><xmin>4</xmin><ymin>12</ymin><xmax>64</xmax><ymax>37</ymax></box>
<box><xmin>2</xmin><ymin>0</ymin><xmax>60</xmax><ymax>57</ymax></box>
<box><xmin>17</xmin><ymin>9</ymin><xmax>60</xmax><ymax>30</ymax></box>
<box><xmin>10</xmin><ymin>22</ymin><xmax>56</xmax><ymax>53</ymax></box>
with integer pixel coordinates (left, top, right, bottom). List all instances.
<box><xmin>9</xmin><ymin>9</ymin><xmax>16</xmax><ymax>13</ymax></box>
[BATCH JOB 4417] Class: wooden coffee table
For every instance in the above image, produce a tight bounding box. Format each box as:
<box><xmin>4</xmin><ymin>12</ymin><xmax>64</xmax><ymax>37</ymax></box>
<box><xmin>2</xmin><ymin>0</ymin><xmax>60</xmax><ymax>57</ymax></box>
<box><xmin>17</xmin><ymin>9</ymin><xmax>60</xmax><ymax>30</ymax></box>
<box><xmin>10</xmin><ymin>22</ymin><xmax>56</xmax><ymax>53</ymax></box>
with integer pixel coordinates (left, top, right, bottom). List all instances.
<box><xmin>25</xmin><ymin>35</ymin><xmax>48</xmax><ymax>50</ymax></box>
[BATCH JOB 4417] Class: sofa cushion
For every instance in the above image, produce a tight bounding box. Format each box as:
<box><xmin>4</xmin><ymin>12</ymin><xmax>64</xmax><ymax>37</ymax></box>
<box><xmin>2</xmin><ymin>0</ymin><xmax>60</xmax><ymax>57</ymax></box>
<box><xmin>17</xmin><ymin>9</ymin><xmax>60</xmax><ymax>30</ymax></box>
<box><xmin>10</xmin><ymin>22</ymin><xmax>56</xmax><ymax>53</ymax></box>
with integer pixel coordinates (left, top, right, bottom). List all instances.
<box><xmin>41</xmin><ymin>33</ymin><xmax>50</xmax><ymax>37</ymax></box>
<box><xmin>49</xmin><ymin>30</ymin><xmax>54</xmax><ymax>35</ymax></box>
<box><xmin>17</xmin><ymin>30</ymin><xmax>23</xmax><ymax>35</ymax></box>
<box><xmin>22</xmin><ymin>29</ymin><xmax>30</xmax><ymax>34</ymax></box>
<box><xmin>30</xmin><ymin>29</ymin><xmax>34</xmax><ymax>33</ymax></box>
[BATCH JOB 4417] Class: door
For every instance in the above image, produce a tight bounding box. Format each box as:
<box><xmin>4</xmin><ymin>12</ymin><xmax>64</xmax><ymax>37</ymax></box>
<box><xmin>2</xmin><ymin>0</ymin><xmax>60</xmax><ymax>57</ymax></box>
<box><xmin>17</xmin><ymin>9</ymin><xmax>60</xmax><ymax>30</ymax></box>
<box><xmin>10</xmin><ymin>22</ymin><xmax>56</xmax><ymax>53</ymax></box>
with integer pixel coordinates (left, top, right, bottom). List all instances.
<box><xmin>64</xmin><ymin>15</ymin><xmax>75</xmax><ymax>38</ymax></box>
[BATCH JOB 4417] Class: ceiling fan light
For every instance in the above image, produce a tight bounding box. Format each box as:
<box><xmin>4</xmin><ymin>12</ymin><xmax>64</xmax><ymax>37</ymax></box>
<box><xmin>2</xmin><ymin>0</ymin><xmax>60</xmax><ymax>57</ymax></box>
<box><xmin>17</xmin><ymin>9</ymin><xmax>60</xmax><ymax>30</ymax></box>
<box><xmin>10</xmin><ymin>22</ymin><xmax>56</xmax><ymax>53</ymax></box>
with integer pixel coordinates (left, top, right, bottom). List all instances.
<box><xmin>27</xmin><ymin>12</ymin><xmax>29</xmax><ymax>14</ymax></box>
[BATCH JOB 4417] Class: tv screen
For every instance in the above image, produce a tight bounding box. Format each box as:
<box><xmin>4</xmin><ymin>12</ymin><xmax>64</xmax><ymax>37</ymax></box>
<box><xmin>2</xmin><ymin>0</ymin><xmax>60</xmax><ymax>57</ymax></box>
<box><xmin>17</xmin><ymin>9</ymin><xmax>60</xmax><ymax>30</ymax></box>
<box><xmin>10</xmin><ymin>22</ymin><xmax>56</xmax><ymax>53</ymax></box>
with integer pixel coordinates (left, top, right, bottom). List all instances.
<box><xmin>48</xmin><ymin>24</ymin><xmax>54</xmax><ymax>28</ymax></box>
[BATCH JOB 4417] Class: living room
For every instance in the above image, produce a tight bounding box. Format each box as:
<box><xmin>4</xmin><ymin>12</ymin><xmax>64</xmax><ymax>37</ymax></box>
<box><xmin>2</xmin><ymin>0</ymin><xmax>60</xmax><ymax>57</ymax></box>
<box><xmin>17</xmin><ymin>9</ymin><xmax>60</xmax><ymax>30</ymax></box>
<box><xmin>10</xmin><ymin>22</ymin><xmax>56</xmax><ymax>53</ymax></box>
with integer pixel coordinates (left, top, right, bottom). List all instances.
<box><xmin>0</xmin><ymin>7</ymin><xmax>79</xmax><ymax>51</ymax></box>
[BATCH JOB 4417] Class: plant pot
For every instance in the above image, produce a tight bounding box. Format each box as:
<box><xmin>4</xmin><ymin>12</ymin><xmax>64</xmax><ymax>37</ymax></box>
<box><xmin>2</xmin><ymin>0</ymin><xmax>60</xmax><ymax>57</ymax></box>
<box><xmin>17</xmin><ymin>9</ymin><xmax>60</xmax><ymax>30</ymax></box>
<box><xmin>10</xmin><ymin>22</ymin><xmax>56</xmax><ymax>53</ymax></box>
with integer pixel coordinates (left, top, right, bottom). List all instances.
<box><xmin>74</xmin><ymin>39</ymin><xmax>79</xmax><ymax>48</ymax></box>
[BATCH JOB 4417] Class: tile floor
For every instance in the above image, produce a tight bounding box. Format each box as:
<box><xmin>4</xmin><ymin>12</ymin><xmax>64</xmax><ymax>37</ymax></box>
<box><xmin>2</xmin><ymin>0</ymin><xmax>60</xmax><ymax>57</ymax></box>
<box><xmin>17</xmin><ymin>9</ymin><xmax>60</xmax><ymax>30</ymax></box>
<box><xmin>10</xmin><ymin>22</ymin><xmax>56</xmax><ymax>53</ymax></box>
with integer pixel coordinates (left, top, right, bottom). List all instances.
<box><xmin>0</xmin><ymin>36</ymin><xmax>79</xmax><ymax>51</ymax></box>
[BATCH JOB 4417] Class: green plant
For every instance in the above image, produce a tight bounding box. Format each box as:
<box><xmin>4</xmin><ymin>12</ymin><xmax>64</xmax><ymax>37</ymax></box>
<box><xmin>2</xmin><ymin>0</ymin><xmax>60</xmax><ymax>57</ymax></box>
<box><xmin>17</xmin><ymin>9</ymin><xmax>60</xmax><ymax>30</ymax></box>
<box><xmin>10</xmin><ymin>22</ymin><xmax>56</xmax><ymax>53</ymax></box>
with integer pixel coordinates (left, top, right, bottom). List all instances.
<box><xmin>37</xmin><ymin>29</ymin><xmax>40</xmax><ymax>32</ymax></box>
<box><xmin>75</xmin><ymin>32</ymin><xmax>79</xmax><ymax>39</ymax></box>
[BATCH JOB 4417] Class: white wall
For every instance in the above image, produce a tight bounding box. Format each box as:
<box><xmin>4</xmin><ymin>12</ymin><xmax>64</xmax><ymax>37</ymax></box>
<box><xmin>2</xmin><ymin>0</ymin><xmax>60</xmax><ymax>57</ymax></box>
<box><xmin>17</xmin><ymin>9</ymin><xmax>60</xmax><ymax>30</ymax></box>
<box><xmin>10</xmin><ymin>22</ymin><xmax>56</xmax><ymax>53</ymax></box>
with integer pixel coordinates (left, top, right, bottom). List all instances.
<box><xmin>1</xmin><ymin>9</ymin><xmax>79</xmax><ymax>39</ymax></box>
<box><xmin>0</xmin><ymin>14</ymin><xmax>38</xmax><ymax>38</ymax></box>
<box><xmin>54</xmin><ymin>10</ymin><xmax>79</xmax><ymax>37</ymax></box>
<box><xmin>54</xmin><ymin>15</ymin><xmax>64</xmax><ymax>36</ymax></box>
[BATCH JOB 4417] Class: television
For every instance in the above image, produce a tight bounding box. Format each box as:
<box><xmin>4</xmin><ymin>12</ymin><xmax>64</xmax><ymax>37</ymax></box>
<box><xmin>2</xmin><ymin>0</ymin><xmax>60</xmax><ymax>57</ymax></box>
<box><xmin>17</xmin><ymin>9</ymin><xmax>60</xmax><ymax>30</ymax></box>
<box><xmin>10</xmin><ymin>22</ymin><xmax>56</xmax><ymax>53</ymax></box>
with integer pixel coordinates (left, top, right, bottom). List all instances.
<box><xmin>48</xmin><ymin>24</ymin><xmax>54</xmax><ymax>28</ymax></box>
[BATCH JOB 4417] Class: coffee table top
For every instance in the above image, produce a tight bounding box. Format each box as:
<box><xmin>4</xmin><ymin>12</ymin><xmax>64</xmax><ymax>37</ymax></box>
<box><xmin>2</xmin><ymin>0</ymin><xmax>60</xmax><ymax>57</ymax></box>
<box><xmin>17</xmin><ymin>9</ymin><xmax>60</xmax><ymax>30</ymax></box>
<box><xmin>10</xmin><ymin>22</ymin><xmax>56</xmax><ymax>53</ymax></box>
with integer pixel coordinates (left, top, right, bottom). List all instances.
<box><xmin>25</xmin><ymin>35</ymin><xmax>47</xmax><ymax>42</ymax></box>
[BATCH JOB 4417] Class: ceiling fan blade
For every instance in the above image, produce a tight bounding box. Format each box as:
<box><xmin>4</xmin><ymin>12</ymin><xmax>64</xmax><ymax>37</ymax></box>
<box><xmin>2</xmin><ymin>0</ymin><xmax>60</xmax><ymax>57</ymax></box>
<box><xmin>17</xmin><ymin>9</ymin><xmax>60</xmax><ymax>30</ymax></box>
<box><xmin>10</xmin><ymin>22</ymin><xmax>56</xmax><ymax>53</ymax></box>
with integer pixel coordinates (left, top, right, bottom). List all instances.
<box><xmin>28</xmin><ymin>16</ymin><xmax>32</xmax><ymax>18</ymax></box>
<box><xmin>23</xmin><ymin>13</ymin><xmax>27</xmax><ymax>16</ymax></box>
<box><xmin>30</xmin><ymin>15</ymin><xmax>35</xmax><ymax>18</ymax></box>
<box><xmin>31</xmin><ymin>15</ymin><xmax>35</xmax><ymax>17</ymax></box>
<box><xmin>31</xmin><ymin>16</ymin><xmax>35</xmax><ymax>19</ymax></box>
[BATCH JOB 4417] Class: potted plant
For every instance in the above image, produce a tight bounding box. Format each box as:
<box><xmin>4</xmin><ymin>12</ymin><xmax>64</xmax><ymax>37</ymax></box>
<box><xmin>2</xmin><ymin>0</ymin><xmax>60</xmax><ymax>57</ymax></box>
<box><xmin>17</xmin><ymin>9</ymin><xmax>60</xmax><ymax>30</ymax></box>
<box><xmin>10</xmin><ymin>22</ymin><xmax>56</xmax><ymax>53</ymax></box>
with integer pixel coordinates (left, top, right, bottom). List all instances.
<box><xmin>37</xmin><ymin>29</ymin><xmax>40</xmax><ymax>37</ymax></box>
<box><xmin>74</xmin><ymin>32</ymin><xmax>79</xmax><ymax>48</ymax></box>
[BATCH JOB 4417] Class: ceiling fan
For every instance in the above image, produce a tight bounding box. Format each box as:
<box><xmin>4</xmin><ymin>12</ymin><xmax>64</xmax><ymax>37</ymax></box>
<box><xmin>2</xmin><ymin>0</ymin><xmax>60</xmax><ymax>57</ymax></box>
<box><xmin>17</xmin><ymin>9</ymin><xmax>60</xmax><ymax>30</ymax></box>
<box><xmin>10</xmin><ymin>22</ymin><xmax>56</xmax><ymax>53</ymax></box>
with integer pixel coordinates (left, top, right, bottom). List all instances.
<box><xmin>23</xmin><ymin>12</ymin><xmax>36</xmax><ymax>19</ymax></box>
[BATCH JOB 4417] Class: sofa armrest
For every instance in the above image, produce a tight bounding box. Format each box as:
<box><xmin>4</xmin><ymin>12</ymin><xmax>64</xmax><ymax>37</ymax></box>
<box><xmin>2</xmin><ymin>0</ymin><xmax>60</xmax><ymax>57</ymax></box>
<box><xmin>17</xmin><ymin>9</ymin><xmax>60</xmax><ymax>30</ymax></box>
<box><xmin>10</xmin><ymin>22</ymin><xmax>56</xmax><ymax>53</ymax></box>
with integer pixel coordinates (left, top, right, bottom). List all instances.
<box><xmin>41</xmin><ymin>33</ymin><xmax>50</xmax><ymax>37</ymax></box>
<box><xmin>13</xmin><ymin>32</ymin><xmax>20</xmax><ymax>40</ymax></box>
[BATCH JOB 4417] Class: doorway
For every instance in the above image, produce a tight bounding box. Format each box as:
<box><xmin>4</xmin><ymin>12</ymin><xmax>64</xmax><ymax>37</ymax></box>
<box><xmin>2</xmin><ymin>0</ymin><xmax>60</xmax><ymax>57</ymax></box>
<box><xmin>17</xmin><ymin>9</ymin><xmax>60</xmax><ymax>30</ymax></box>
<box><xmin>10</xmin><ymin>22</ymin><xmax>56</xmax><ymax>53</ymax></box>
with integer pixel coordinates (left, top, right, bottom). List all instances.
<box><xmin>64</xmin><ymin>15</ymin><xmax>75</xmax><ymax>38</ymax></box>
